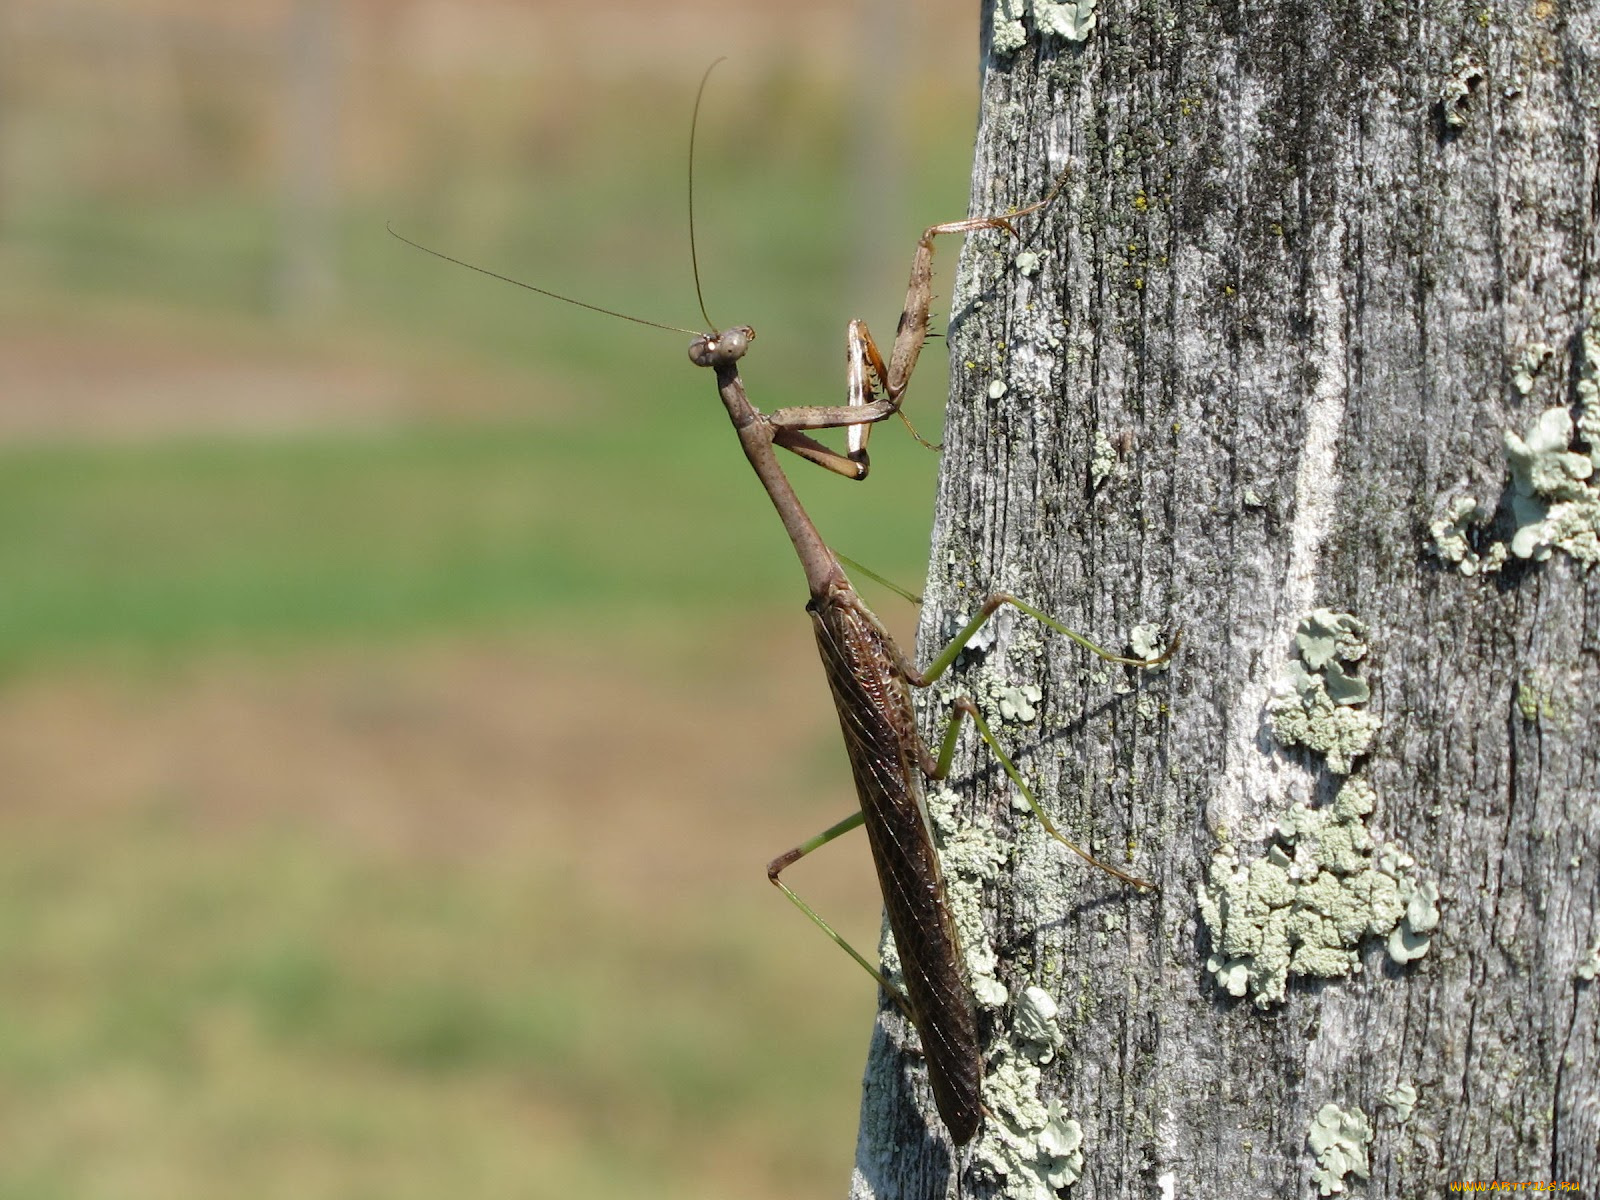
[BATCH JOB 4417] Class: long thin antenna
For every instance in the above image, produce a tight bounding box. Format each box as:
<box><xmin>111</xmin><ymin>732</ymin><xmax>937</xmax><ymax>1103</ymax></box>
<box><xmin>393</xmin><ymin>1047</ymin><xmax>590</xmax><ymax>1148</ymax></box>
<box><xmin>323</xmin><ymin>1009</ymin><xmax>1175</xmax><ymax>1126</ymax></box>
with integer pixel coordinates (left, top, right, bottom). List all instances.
<box><xmin>687</xmin><ymin>57</ymin><xmax>726</xmax><ymax>333</ymax></box>
<box><xmin>386</xmin><ymin>223</ymin><xmax>700</xmax><ymax>337</ymax></box>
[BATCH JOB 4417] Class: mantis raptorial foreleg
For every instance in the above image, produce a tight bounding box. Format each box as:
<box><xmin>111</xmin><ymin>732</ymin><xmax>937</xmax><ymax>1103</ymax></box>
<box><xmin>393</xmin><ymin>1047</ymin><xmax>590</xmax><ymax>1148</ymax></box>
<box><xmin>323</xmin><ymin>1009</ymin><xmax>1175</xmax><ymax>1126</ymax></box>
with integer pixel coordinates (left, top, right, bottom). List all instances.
<box><xmin>764</xmin><ymin>198</ymin><xmax>1060</xmax><ymax>482</ymax></box>
<box><xmin>767</xmin><ymin>593</ymin><xmax>1177</xmax><ymax>996</ymax></box>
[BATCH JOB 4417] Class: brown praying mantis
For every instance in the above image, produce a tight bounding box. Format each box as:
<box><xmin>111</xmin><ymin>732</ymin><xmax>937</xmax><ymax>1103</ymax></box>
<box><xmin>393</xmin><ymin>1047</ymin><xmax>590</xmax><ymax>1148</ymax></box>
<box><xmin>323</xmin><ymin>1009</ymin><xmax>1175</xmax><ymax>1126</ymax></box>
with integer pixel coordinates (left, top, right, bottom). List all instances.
<box><xmin>392</xmin><ymin>68</ymin><xmax>1176</xmax><ymax>1148</ymax></box>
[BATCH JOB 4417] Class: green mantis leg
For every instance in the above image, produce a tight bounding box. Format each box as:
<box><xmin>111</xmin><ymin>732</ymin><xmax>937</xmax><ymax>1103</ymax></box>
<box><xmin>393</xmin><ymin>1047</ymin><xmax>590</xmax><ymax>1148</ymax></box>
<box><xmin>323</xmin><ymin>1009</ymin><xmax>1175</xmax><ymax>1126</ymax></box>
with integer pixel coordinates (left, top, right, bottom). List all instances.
<box><xmin>912</xmin><ymin>593</ymin><xmax>1177</xmax><ymax>892</ymax></box>
<box><xmin>766</xmin><ymin>811</ymin><xmax>916</xmax><ymax>1017</ymax></box>
<box><xmin>913</xmin><ymin>592</ymin><xmax>1178</xmax><ymax>688</ymax></box>
<box><xmin>930</xmin><ymin>697</ymin><xmax>1153</xmax><ymax>891</ymax></box>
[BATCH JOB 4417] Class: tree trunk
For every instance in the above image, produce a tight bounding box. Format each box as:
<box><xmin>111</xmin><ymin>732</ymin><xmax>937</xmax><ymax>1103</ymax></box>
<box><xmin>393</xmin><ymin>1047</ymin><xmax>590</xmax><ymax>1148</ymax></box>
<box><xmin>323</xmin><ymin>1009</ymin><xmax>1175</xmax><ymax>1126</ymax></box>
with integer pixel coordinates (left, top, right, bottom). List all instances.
<box><xmin>850</xmin><ymin>2</ymin><xmax>1599</xmax><ymax>1196</ymax></box>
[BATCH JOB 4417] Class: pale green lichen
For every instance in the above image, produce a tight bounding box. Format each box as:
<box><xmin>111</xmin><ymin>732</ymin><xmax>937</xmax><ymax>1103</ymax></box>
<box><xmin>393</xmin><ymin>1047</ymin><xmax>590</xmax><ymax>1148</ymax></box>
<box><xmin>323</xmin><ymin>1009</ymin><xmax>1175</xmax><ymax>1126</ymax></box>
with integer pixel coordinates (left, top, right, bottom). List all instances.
<box><xmin>1035</xmin><ymin>0</ymin><xmax>1099</xmax><ymax>42</ymax></box>
<box><xmin>930</xmin><ymin>785</ymin><xmax>1090</xmax><ymax>1196</ymax></box>
<box><xmin>1012</xmin><ymin>985</ymin><xmax>1065</xmax><ymax>1064</ymax></box>
<box><xmin>1268</xmin><ymin>611</ymin><xmax>1379</xmax><ymax>775</ymax></box>
<box><xmin>1308</xmin><ymin>1103</ymin><xmax>1373</xmax><ymax>1196</ymax></box>
<box><xmin>1429</xmin><ymin>495</ymin><xmax>1506</xmax><ymax>576</ymax></box>
<box><xmin>974</xmin><ymin>1058</ymin><xmax>1086</xmax><ymax>1197</ymax></box>
<box><xmin>936</xmin><ymin>815</ymin><xmax>1089</xmax><ymax>1198</ymax></box>
<box><xmin>997</xmin><ymin>683</ymin><xmax>1043</xmax><ymax>723</ymax></box>
<box><xmin>1504</xmin><ymin>406</ymin><xmax>1585</xmax><ymax>498</ymax></box>
<box><xmin>929</xmin><ymin>788</ymin><xmax>1010</xmax><ymax>1007</ymax></box>
<box><xmin>1432</xmin><ymin>327</ymin><xmax>1600</xmax><ymax>571</ymax></box>
<box><xmin>991</xmin><ymin>0</ymin><xmax>1097</xmax><ymax>55</ymax></box>
<box><xmin>956</xmin><ymin>652</ymin><xmax>1042</xmax><ymax>732</ymax></box>
<box><xmin>1504</xmin><ymin>406</ymin><xmax>1599</xmax><ymax>561</ymax></box>
<box><xmin>1205</xmin><ymin>612</ymin><xmax>1436</xmax><ymax>1002</ymax></box>
<box><xmin>1197</xmin><ymin>779</ymin><xmax>1437</xmax><ymax>1006</ymax></box>
<box><xmin>1388</xmin><ymin>879</ymin><xmax>1440</xmax><ymax>964</ymax></box>
<box><xmin>1577</xmin><ymin>325</ymin><xmax>1600</xmax><ymax>447</ymax></box>
<box><xmin>1016</xmin><ymin>250</ymin><xmax>1044</xmax><ymax>277</ymax></box>
<box><xmin>1513</xmin><ymin>342</ymin><xmax>1555</xmax><ymax>395</ymax></box>
<box><xmin>1036</xmin><ymin>1113</ymin><xmax>1085</xmax><ymax>1183</ymax></box>
<box><xmin>948</xmin><ymin>601</ymin><xmax>999</xmax><ymax>656</ymax></box>
<box><xmin>1381</xmin><ymin>1081</ymin><xmax>1418</xmax><ymax>1123</ymax></box>
<box><xmin>992</xmin><ymin>0</ymin><xmax>1029</xmax><ymax>54</ymax></box>
<box><xmin>1295</xmin><ymin>609</ymin><xmax>1368</xmax><ymax>672</ymax></box>
<box><xmin>1577</xmin><ymin>939</ymin><xmax>1600</xmax><ymax>982</ymax></box>
<box><xmin>973</xmin><ymin>969</ymin><xmax>1011</xmax><ymax>1008</ymax></box>
<box><xmin>1503</xmin><ymin>326</ymin><xmax>1600</xmax><ymax>566</ymax></box>
<box><xmin>989</xmin><ymin>379</ymin><xmax>1009</xmax><ymax>400</ymax></box>
<box><xmin>1090</xmin><ymin>430</ymin><xmax>1118</xmax><ymax>488</ymax></box>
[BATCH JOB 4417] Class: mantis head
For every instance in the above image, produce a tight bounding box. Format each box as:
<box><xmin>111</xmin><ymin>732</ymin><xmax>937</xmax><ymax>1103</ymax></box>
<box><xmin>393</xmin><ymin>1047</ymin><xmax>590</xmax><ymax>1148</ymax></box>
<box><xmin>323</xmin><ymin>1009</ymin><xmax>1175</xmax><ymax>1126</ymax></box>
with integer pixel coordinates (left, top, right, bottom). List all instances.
<box><xmin>688</xmin><ymin>326</ymin><xmax>756</xmax><ymax>369</ymax></box>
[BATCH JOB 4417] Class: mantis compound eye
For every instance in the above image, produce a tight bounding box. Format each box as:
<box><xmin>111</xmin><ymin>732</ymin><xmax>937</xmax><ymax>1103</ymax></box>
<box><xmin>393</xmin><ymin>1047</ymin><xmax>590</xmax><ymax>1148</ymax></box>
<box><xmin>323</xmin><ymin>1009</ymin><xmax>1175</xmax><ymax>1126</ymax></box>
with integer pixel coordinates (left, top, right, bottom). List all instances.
<box><xmin>716</xmin><ymin>326</ymin><xmax>753</xmax><ymax>360</ymax></box>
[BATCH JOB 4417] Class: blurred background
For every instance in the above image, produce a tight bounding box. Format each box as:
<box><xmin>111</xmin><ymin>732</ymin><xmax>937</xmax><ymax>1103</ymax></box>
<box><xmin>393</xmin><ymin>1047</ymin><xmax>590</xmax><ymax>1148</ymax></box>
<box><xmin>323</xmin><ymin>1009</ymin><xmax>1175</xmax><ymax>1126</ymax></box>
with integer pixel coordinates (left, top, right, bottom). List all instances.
<box><xmin>0</xmin><ymin>0</ymin><xmax>982</xmax><ymax>1195</ymax></box>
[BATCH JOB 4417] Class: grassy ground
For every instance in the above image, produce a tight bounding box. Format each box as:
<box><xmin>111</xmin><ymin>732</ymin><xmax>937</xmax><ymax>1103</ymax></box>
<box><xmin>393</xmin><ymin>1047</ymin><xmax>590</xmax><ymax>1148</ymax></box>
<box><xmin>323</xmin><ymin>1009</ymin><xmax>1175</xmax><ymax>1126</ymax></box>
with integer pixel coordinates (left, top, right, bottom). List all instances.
<box><xmin>0</xmin><ymin>58</ymin><xmax>982</xmax><ymax>1199</ymax></box>
<box><xmin>0</xmin><ymin>634</ymin><xmax>890</xmax><ymax>1200</ymax></box>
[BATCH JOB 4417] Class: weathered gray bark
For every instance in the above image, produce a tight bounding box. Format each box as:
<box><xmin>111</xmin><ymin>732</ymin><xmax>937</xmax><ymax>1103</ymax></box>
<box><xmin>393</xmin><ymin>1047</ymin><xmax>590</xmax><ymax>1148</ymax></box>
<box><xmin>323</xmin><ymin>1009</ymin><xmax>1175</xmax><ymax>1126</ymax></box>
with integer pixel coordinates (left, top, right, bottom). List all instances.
<box><xmin>851</xmin><ymin>2</ymin><xmax>1599</xmax><ymax>1196</ymax></box>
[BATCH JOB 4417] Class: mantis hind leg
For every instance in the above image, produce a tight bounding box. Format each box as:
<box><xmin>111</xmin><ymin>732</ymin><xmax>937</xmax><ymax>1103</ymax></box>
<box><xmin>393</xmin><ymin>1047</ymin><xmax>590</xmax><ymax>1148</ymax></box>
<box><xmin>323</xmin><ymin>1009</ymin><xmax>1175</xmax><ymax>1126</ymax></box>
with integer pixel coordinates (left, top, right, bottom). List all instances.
<box><xmin>928</xmin><ymin>697</ymin><xmax>1153</xmax><ymax>891</ymax></box>
<box><xmin>766</xmin><ymin>810</ymin><xmax>916</xmax><ymax>1018</ymax></box>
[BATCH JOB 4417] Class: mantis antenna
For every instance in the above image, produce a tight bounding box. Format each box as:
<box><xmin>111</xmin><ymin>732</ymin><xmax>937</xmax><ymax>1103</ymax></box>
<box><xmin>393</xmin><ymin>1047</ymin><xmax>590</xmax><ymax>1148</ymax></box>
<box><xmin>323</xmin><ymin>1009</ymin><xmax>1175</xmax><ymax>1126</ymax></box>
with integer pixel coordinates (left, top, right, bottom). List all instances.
<box><xmin>687</xmin><ymin>57</ymin><xmax>726</xmax><ymax>334</ymax></box>
<box><xmin>385</xmin><ymin>223</ymin><xmax>700</xmax><ymax>336</ymax></box>
<box><xmin>392</xmin><ymin>60</ymin><xmax>734</xmax><ymax>340</ymax></box>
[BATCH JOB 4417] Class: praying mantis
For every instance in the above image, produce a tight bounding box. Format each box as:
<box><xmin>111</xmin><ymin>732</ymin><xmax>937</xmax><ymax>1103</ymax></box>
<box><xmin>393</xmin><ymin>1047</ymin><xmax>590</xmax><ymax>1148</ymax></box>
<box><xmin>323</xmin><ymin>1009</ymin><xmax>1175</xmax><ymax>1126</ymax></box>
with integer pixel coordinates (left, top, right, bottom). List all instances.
<box><xmin>392</xmin><ymin>67</ymin><xmax>1176</xmax><ymax>1148</ymax></box>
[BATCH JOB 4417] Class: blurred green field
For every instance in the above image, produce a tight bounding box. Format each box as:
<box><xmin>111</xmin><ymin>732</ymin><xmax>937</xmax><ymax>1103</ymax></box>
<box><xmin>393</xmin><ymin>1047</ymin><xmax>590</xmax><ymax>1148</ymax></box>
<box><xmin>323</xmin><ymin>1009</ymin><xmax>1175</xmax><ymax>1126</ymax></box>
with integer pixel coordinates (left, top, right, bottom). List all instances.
<box><xmin>0</xmin><ymin>411</ymin><xmax>935</xmax><ymax>672</ymax></box>
<box><xmin>0</xmin><ymin>29</ymin><xmax>979</xmax><ymax>1199</ymax></box>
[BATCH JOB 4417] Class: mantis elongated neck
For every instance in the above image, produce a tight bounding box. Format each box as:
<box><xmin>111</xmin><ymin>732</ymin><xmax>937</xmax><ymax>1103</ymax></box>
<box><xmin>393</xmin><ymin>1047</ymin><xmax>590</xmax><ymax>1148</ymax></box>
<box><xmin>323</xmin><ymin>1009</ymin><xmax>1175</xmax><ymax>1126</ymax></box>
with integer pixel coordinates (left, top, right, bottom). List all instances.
<box><xmin>713</xmin><ymin>364</ymin><xmax>847</xmax><ymax>603</ymax></box>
